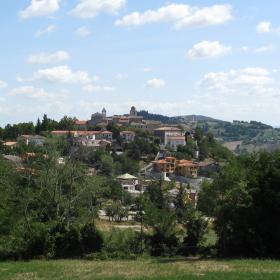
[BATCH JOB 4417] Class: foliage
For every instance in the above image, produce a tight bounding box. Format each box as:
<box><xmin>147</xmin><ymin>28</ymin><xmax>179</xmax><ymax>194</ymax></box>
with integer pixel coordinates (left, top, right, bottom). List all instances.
<box><xmin>199</xmin><ymin>150</ymin><xmax>280</xmax><ymax>258</ymax></box>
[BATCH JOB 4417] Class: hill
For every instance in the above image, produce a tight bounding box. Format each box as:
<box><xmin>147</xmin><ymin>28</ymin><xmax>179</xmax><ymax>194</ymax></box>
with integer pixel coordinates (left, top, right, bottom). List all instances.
<box><xmin>138</xmin><ymin>110</ymin><xmax>280</xmax><ymax>153</ymax></box>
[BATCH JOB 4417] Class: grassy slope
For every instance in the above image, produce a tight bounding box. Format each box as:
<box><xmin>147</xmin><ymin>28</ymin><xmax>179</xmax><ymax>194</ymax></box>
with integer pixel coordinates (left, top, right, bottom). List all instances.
<box><xmin>1</xmin><ymin>259</ymin><xmax>280</xmax><ymax>280</ymax></box>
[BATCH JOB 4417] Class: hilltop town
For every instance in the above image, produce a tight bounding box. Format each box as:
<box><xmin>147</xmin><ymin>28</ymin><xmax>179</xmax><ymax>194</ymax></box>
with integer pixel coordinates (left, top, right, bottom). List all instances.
<box><xmin>0</xmin><ymin>106</ymin><xmax>232</xmax><ymax>221</ymax></box>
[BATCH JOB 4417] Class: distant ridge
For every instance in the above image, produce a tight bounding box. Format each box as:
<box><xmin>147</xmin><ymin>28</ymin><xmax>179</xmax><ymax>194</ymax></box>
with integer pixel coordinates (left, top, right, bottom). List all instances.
<box><xmin>138</xmin><ymin>110</ymin><xmax>227</xmax><ymax>124</ymax></box>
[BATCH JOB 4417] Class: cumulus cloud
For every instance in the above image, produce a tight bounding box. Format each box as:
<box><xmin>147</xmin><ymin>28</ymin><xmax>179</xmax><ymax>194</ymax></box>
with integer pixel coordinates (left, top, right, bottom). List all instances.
<box><xmin>115</xmin><ymin>4</ymin><xmax>233</xmax><ymax>29</ymax></box>
<box><xmin>35</xmin><ymin>25</ymin><xmax>56</xmax><ymax>37</ymax></box>
<box><xmin>19</xmin><ymin>0</ymin><xmax>60</xmax><ymax>19</ymax></box>
<box><xmin>70</xmin><ymin>0</ymin><xmax>126</xmax><ymax>19</ymax></box>
<box><xmin>83</xmin><ymin>84</ymin><xmax>116</xmax><ymax>92</ymax></box>
<box><xmin>256</xmin><ymin>21</ymin><xmax>271</xmax><ymax>33</ymax></box>
<box><xmin>198</xmin><ymin>67</ymin><xmax>280</xmax><ymax>97</ymax></box>
<box><xmin>27</xmin><ymin>51</ymin><xmax>70</xmax><ymax>64</ymax></box>
<box><xmin>146</xmin><ymin>78</ymin><xmax>166</xmax><ymax>89</ymax></box>
<box><xmin>0</xmin><ymin>80</ymin><xmax>8</xmax><ymax>90</ymax></box>
<box><xmin>75</xmin><ymin>26</ymin><xmax>91</xmax><ymax>37</ymax></box>
<box><xmin>187</xmin><ymin>40</ymin><xmax>232</xmax><ymax>59</ymax></box>
<box><xmin>9</xmin><ymin>86</ymin><xmax>49</xmax><ymax>99</ymax></box>
<box><xmin>19</xmin><ymin>65</ymin><xmax>92</xmax><ymax>84</ymax></box>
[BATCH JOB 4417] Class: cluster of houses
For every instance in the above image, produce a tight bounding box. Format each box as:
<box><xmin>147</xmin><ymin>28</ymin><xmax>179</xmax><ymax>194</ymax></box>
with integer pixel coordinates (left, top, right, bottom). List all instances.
<box><xmin>1</xmin><ymin>106</ymin><xmax>220</xmax><ymax>211</ymax></box>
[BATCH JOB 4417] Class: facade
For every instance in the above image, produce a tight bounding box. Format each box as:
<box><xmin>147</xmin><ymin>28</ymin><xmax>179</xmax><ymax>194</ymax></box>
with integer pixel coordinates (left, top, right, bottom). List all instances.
<box><xmin>74</xmin><ymin>120</ymin><xmax>88</xmax><ymax>130</ymax></box>
<box><xmin>166</xmin><ymin>135</ymin><xmax>186</xmax><ymax>150</ymax></box>
<box><xmin>51</xmin><ymin>130</ymin><xmax>113</xmax><ymax>141</ymax></box>
<box><xmin>17</xmin><ymin>135</ymin><xmax>45</xmax><ymax>146</ymax></box>
<box><xmin>154</xmin><ymin>127</ymin><xmax>184</xmax><ymax>145</ymax></box>
<box><xmin>117</xmin><ymin>173</ymin><xmax>142</xmax><ymax>196</ymax></box>
<box><xmin>120</xmin><ymin>131</ymin><xmax>135</xmax><ymax>142</ymax></box>
<box><xmin>152</xmin><ymin>157</ymin><xmax>199</xmax><ymax>178</ymax></box>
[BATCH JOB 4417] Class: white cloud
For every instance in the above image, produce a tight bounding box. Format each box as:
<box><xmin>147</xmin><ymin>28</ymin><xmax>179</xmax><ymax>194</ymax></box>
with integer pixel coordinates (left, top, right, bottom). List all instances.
<box><xmin>255</xmin><ymin>45</ymin><xmax>274</xmax><ymax>53</ymax></box>
<box><xmin>115</xmin><ymin>73</ymin><xmax>128</xmax><ymax>80</ymax></box>
<box><xmin>0</xmin><ymin>80</ymin><xmax>8</xmax><ymax>90</ymax></box>
<box><xmin>9</xmin><ymin>86</ymin><xmax>49</xmax><ymax>99</ymax></box>
<box><xmin>70</xmin><ymin>0</ymin><xmax>126</xmax><ymax>19</ymax></box>
<box><xmin>30</xmin><ymin>65</ymin><xmax>92</xmax><ymax>84</ymax></box>
<box><xmin>76</xmin><ymin>26</ymin><xmax>91</xmax><ymax>37</ymax></box>
<box><xmin>256</xmin><ymin>21</ymin><xmax>271</xmax><ymax>33</ymax></box>
<box><xmin>115</xmin><ymin>4</ymin><xmax>233</xmax><ymax>29</ymax></box>
<box><xmin>83</xmin><ymin>84</ymin><xmax>116</xmax><ymax>92</ymax></box>
<box><xmin>187</xmin><ymin>40</ymin><xmax>232</xmax><ymax>59</ymax></box>
<box><xmin>146</xmin><ymin>78</ymin><xmax>166</xmax><ymax>89</ymax></box>
<box><xmin>35</xmin><ymin>25</ymin><xmax>56</xmax><ymax>37</ymax></box>
<box><xmin>19</xmin><ymin>0</ymin><xmax>60</xmax><ymax>19</ymax></box>
<box><xmin>198</xmin><ymin>67</ymin><xmax>280</xmax><ymax>97</ymax></box>
<box><xmin>27</xmin><ymin>51</ymin><xmax>70</xmax><ymax>64</ymax></box>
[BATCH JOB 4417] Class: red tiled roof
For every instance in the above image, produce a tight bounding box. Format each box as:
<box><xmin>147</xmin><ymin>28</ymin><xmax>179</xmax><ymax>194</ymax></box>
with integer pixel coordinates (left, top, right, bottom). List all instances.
<box><xmin>75</xmin><ymin>120</ymin><xmax>87</xmax><ymax>125</ymax></box>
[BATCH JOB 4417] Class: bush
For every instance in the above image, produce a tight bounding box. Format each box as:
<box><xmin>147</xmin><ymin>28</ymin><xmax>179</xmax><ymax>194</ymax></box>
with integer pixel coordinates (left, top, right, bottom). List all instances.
<box><xmin>102</xmin><ymin>229</ymin><xmax>141</xmax><ymax>258</ymax></box>
<box><xmin>81</xmin><ymin>223</ymin><xmax>104</xmax><ymax>254</ymax></box>
<box><xmin>53</xmin><ymin>224</ymin><xmax>83</xmax><ymax>258</ymax></box>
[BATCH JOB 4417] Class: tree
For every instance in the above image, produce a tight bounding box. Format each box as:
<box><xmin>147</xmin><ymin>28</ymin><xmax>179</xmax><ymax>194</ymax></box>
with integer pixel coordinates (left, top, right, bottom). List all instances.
<box><xmin>199</xmin><ymin>151</ymin><xmax>280</xmax><ymax>258</ymax></box>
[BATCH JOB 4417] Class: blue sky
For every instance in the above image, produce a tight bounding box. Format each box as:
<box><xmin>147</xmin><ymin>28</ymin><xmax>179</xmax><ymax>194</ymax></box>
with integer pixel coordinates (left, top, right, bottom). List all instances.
<box><xmin>0</xmin><ymin>0</ymin><xmax>280</xmax><ymax>126</ymax></box>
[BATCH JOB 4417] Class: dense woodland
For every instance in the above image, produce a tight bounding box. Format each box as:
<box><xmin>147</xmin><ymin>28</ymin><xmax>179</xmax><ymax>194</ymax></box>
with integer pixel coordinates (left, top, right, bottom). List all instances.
<box><xmin>0</xmin><ymin>116</ymin><xmax>280</xmax><ymax>260</ymax></box>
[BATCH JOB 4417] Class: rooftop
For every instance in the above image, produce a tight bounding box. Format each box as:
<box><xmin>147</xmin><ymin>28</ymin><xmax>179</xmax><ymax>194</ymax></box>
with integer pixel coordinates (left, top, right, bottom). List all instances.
<box><xmin>117</xmin><ymin>173</ymin><xmax>138</xmax><ymax>180</ymax></box>
<box><xmin>154</xmin><ymin>127</ymin><xmax>182</xmax><ymax>131</ymax></box>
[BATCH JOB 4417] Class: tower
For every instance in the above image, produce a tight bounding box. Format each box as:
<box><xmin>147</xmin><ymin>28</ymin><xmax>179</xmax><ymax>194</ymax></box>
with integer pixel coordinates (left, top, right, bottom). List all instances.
<box><xmin>102</xmin><ymin>108</ymin><xmax>106</xmax><ymax>118</ymax></box>
<box><xmin>130</xmin><ymin>106</ymin><xmax>137</xmax><ymax>116</ymax></box>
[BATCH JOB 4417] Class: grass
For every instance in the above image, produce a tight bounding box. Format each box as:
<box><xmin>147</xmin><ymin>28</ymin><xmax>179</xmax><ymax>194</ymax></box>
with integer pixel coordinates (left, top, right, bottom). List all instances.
<box><xmin>1</xmin><ymin>258</ymin><xmax>280</xmax><ymax>280</ymax></box>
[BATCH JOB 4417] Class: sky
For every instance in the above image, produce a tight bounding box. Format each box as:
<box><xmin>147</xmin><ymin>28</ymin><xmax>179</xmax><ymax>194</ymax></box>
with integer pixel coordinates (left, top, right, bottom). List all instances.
<box><xmin>0</xmin><ymin>0</ymin><xmax>280</xmax><ymax>126</ymax></box>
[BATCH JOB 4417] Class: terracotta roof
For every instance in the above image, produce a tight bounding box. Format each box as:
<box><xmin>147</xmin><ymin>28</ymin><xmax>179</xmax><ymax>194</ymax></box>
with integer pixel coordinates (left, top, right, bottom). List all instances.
<box><xmin>3</xmin><ymin>141</ymin><xmax>17</xmax><ymax>146</ymax></box>
<box><xmin>152</xmin><ymin>160</ymin><xmax>168</xmax><ymax>164</ymax></box>
<box><xmin>75</xmin><ymin>120</ymin><xmax>87</xmax><ymax>125</ymax></box>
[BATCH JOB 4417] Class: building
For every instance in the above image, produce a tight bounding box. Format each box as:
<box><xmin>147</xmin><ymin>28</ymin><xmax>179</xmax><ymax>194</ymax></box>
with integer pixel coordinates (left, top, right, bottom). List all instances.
<box><xmin>88</xmin><ymin>108</ymin><xmax>108</xmax><ymax>126</ymax></box>
<box><xmin>152</xmin><ymin>157</ymin><xmax>199</xmax><ymax>178</ymax></box>
<box><xmin>166</xmin><ymin>135</ymin><xmax>186</xmax><ymax>150</ymax></box>
<box><xmin>130</xmin><ymin>106</ymin><xmax>137</xmax><ymax>116</ymax></box>
<box><xmin>120</xmin><ymin>131</ymin><xmax>135</xmax><ymax>142</ymax></box>
<box><xmin>154</xmin><ymin>127</ymin><xmax>184</xmax><ymax>145</ymax></box>
<box><xmin>117</xmin><ymin>173</ymin><xmax>142</xmax><ymax>196</ymax></box>
<box><xmin>74</xmin><ymin>120</ymin><xmax>88</xmax><ymax>130</ymax></box>
<box><xmin>51</xmin><ymin>130</ymin><xmax>112</xmax><ymax>140</ymax></box>
<box><xmin>176</xmin><ymin>160</ymin><xmax>198</xmax><ymax>178</ymax></box>
<box><xmin>17</xmin><ymin>135</ymin><xmax>46</xmax><ymax>146</ymax></box>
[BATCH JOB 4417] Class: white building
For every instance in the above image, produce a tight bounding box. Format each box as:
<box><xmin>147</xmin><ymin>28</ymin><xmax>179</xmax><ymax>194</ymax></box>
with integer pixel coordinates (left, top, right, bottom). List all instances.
<box><xmin>120</xmin><ymin>131</ymin><xmax>135</xmax><ymax>142</ymax></box>
<box><xmin>117</xmin><ymin>173</ymin><xmax>142</xmax><ymax>196</ymax></box>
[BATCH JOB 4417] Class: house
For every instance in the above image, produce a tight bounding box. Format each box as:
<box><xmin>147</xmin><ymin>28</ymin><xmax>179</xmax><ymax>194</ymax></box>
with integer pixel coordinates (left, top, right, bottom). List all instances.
<box><xmin>152</xmin><ymin>157</ymin><xmax>199</xmax><ymax>178</ymax></box>
<box><xmin>120</xmin><ymin>131</ymin><xmax>135</xmax><ymax>142</ymax></box>
<box><xmin>117</xmin><ymin>173</ymin><xmax>142</xmax><ymax>196</ymax></box>
<box><xmin>51</xmin><ymin>130</ymin><xmax>113</xmax><ymax>141</ymax></box>
<box><xmin>154</xmin><ymin>127</ymin><xmax>184</xmax><ymax>145</ymax></box>
<box><xmin>17</xmin><ymin>135</ymin><xmax>46</xmax><ymax>146</ymax></box>
<box><xmin>166</xmin><ymin>135</ymin><xmax>186</xmax><ymax>150</ymax></box>
<box><xmin>74</xmin><ymin>120</ymin><xmax>88</xmax><ymax>130</ymax></box>
<box><xmin>176</xmin><ymin>160</ymin><xmax>198</xmax><ymax>178</ymax></box>
<box><xmin>3</xmin><ymin>141</ymin><xmax>17</xmax><ymax>149</ymax></box>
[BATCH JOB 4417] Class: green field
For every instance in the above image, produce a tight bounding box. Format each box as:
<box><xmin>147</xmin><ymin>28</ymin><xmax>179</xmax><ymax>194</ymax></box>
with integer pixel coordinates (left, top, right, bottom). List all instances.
<box><xmin>1</xmin><ymin>258</ymin><xmax>280</xmax><ymax>280</ymax></box>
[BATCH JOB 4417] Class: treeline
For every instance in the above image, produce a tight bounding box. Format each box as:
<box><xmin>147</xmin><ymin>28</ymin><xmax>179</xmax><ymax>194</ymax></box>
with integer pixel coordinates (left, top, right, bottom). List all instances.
<box><xmin>0</xmin><ymin>114</ymin><xmax>76</xmax><ymax>140</ymax></box>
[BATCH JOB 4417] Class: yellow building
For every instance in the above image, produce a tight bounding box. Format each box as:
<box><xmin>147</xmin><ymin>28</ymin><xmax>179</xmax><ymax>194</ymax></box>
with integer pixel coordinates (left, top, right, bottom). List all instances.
<box><xmin>152</xmin><ymin>157</ymin><xmax>198</xmax><ymax>178</ymax></box>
